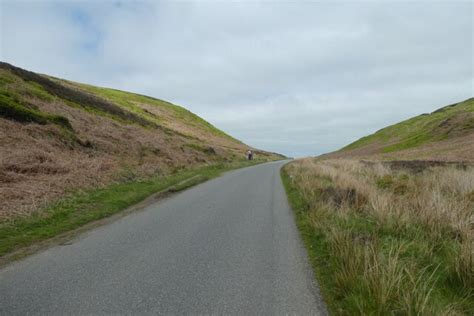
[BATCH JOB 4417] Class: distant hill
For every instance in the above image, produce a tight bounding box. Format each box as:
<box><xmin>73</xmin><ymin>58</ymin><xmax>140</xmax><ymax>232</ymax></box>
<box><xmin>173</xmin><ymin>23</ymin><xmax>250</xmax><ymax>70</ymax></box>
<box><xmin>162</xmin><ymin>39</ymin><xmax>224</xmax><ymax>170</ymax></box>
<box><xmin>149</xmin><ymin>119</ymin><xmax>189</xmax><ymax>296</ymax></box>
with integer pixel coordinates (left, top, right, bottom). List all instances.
<box><xmin>0</xmin><ymin>62</ymin><xmax>282</xmax><ymax>218</ymax></box>
<box><xmin>323</xmin><ymin>98</ymin><xmax>474</xmax><ymax>161</ymax></box>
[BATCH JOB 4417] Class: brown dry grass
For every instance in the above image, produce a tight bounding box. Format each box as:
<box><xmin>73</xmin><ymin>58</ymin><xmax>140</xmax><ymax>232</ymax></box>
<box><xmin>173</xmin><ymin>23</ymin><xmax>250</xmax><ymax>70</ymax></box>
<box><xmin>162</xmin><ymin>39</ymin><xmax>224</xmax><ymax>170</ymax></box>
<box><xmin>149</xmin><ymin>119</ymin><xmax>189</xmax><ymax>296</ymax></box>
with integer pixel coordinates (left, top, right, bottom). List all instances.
<box><xmin>133</xmin><ymin>101</ymin><xmax>242</xmax><ymax>149</ymax></box>
<box><xmin>0</xmin><ymin>104</ymin><xmax>243</xmax><ymax>219</ymax></box>
<box><xmin>322</xmin><ymin>133</ymin><xmax>474</xmax><ymax>162</ymax></box>
<box><xmin>284</xmin><ymin>158</ymin><xmax>473</xmax><ymax>314</ymax></box>
<box><xmin>0</xmin><ymin>66</ymin><xmax>260</xmax><ymax>221</ymax></box>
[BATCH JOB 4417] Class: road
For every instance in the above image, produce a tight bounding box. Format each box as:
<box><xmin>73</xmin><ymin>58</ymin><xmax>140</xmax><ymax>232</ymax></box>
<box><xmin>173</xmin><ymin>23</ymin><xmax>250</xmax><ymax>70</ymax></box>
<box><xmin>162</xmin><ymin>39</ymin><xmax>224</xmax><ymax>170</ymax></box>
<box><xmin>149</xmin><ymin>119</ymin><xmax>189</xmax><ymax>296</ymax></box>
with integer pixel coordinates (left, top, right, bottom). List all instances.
<box><xmin>0</xmin><ymin>160</ymin><xmax>327</xmax><ymax>315</ymax></box>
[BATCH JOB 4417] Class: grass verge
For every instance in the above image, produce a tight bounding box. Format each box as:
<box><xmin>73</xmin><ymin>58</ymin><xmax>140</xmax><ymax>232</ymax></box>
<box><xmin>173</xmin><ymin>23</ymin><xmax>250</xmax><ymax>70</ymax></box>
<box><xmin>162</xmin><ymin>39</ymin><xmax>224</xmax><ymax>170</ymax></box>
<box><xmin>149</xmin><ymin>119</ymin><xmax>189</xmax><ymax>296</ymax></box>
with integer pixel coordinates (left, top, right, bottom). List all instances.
<box><xmin>281</xmin><ymin>167</ymin><xmax>338</xmax><ymax>312</ymax></box>
<box><xmin>281</xmin><ymin>159</ymin><xmax>473</xmax><ymax>315</ymax></box>
<box><xmin>0</xmin><ymin>159</ymin><xmax>266</xmax><ymax>260</ymax></box>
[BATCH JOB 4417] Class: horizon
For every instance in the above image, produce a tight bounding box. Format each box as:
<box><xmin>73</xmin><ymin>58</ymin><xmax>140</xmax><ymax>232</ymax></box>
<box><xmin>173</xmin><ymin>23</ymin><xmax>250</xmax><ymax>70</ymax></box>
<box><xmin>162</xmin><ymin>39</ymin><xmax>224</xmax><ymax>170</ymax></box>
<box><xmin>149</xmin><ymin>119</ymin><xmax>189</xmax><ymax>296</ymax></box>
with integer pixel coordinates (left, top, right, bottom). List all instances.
<box><xmin>1</xmin><ymin>0</ymin><xmax>472</xmax><ymax>157</ymax></box>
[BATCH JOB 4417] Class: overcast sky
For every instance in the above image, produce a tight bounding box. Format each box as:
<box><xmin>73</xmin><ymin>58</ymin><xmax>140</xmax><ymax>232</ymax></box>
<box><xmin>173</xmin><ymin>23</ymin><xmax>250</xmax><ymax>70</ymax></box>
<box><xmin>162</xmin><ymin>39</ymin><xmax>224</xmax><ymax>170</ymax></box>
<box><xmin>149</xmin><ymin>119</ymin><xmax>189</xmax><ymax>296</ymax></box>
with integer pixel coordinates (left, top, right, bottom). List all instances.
<box><xmin>1</xmin><ymin>0</ymin><xmax>472</xmax><ymax>157</ymax></box>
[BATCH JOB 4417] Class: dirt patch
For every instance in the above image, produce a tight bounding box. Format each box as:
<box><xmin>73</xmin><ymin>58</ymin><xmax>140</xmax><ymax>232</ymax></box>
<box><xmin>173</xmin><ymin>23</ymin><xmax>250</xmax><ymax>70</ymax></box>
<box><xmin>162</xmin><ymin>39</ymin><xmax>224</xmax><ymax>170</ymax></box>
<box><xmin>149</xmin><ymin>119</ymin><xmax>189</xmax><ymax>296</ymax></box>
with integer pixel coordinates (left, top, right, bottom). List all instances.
<box><xmin>433</xmin><ymin>112</ymin><xmax>474</xmax><ymax>138</ymax></box>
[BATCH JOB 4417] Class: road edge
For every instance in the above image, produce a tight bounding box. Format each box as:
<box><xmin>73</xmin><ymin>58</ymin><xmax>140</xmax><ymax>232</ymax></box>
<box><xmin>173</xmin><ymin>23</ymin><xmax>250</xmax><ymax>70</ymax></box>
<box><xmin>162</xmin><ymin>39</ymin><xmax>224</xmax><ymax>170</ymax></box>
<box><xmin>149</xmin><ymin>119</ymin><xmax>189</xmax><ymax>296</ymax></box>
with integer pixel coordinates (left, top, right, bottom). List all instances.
<box><xmin>0</xmin><ymin>159</ymin><xmax>278</xmax><ymax>267</ymax></box>
<box><xmin>280</xmin><ymin>161</ymin><xmax>331</xmax><ymax>315</ymax></box>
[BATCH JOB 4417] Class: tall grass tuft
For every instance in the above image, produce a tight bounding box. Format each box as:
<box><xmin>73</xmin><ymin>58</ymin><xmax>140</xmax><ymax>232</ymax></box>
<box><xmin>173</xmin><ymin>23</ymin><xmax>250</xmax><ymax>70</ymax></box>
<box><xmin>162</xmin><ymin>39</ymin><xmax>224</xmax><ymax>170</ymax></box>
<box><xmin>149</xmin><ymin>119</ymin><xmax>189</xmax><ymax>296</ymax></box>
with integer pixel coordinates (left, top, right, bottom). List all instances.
<box><xmin>283</xmin><ymin>158</ymin><xmax>474</xmax><ymax>315</ymax></box>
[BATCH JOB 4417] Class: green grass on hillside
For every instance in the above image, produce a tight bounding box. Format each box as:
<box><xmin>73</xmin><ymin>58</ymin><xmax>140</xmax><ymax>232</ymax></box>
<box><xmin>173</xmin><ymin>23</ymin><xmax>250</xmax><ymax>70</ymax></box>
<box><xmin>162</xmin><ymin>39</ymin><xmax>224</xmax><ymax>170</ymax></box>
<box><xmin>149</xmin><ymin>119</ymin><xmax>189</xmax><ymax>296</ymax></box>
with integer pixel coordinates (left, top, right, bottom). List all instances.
<box><xmin>76</xmin><ymin>83</ymin><xmax>239</xmax><ymax>141</ymax></box>
<box><xmin>1</xmin><ymin>64</ymin><xmax>241</xmax><ymax>144</ymax></box>
<box><xmin>0</xmin><ymin>90</ymin><xmax>72</xmax><ymax>129</ymax></box>
<box><xmin>343</xmin><ymin>98</ymin><xmax>474</xmax><ymax>153</ymax></box>
<box><xmin>0</xmin><ymin>159</ymin><xmax>266</xmax><ymax>259</ymax></box>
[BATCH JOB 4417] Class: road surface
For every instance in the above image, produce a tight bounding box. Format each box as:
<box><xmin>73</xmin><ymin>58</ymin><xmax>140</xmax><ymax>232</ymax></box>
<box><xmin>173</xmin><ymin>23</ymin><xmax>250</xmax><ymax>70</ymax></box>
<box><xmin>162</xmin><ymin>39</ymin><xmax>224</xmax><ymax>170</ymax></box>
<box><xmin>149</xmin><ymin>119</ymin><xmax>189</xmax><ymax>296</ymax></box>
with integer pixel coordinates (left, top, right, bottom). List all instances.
<box><xmin>0</xmin><ymin>161</ymin><xmax>327</xmax><ymax>315</ymax></box>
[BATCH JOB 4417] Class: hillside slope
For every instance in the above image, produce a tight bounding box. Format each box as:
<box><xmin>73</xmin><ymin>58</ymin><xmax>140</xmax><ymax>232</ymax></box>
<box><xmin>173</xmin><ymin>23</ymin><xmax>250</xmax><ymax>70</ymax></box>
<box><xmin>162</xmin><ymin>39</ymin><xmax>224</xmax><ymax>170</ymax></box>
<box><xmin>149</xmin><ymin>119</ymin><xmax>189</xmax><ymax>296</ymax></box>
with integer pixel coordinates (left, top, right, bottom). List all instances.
<box><xmin>325</xmin><ymin>98</ymin><xmax>474</xmax><ymax>161</ymax></box>
<box><xmin>0</xmin><ymin>62</ymin><xmax>280</xmax><ymax>219</ymax></box>
<box><xmin>284</xmin><ymin>97</ymin><xmax>474</xmax><ymax>314</ymax></box>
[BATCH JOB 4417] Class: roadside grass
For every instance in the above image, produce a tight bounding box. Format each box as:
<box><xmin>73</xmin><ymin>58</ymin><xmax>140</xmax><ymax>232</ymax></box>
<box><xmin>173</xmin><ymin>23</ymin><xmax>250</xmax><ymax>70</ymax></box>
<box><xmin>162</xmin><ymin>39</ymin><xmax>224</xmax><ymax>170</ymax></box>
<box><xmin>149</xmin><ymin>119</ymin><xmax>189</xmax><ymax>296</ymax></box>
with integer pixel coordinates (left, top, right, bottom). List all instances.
<box><xmin>282</xmin><ymin>159</ymin><xmax>473</xmax><ymax>315</ymax></box>
<box><xmin>0</xmin><ymin>159</ymin><xmax>266</xmax><ymax>258</ymax></box>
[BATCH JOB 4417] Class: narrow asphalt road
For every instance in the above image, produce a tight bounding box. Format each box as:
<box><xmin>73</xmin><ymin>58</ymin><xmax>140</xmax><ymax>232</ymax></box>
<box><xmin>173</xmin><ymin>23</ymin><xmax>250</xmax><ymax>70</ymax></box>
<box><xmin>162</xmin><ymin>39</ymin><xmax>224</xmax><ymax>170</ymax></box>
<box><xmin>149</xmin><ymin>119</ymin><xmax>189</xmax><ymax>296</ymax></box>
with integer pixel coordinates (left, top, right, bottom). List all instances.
<box><xmin>0</xmin><ymin>160</ymin><xmax>327</xmax><ymax>315</ymax></box>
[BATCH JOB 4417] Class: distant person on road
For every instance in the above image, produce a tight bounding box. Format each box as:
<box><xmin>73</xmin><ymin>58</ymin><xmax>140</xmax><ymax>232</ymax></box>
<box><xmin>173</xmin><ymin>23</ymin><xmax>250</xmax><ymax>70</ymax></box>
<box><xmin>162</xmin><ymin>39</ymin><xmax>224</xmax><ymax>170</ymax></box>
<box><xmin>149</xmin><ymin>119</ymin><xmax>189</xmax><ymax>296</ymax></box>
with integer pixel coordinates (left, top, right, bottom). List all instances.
<box><xmin>246</xmin><ymin>149</ymin><xmax>253</xmax><ymax>160</ymax></box>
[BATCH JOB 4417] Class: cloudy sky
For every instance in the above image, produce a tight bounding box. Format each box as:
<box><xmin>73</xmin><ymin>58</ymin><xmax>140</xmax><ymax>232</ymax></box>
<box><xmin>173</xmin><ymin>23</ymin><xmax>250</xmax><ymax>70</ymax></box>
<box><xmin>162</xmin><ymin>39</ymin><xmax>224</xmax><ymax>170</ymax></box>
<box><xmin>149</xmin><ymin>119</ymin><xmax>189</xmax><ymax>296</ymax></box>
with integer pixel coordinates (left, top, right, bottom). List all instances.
<box><xmin>1</xmin><ymin>0</ymin><xmax>472</xmax><ymax>157</ymax></box>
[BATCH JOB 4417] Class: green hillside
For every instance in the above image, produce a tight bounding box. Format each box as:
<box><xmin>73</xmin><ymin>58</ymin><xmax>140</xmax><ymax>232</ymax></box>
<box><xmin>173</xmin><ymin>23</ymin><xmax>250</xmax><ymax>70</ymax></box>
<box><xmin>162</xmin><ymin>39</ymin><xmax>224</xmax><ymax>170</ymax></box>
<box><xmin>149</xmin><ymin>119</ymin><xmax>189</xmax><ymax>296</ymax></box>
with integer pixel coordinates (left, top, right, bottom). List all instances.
<box><xmin>0</xmin><ymin>62</ymin><xmax>282</xmax><ymax>224</ymax></box>
<box><xmin>70</xmin><ymin>81</ymin><xmax>241</xmax><ymax>143</ymax></box>
<box><xmin>0</xmin><ymin>62</ymin><xmax>241</xmax><ymax>144</ymax></box>
<box><xmin>343</xmin><ymin>98</ymin><xmax>474</xmax><ymax>153</ymax></box>
<box><xmin>0</xmin><ymin>62</ymin><xmax>284</xmax><ymax>258</ymax></box>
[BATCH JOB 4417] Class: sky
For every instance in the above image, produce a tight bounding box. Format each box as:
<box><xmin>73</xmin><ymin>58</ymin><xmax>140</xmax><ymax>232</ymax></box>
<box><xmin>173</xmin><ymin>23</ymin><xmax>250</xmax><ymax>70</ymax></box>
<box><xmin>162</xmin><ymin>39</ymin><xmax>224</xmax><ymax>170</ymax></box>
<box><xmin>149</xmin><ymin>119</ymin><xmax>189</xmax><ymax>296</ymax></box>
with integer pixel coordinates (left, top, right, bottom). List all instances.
<box><xmin>1</xmin><ymin>0</ymin><xmax>472</xmax><ymax>157</ymax></box>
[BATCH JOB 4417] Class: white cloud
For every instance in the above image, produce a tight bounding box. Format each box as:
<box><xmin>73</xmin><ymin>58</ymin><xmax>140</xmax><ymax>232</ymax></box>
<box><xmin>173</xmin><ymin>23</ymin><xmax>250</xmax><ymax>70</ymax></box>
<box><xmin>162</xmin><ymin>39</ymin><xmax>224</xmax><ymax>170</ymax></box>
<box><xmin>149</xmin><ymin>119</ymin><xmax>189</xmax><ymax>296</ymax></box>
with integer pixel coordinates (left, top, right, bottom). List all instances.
<box><xmin>1</xmin><ymin>0</ymin><xmax>472</xmax><ymax>157</ymax></box>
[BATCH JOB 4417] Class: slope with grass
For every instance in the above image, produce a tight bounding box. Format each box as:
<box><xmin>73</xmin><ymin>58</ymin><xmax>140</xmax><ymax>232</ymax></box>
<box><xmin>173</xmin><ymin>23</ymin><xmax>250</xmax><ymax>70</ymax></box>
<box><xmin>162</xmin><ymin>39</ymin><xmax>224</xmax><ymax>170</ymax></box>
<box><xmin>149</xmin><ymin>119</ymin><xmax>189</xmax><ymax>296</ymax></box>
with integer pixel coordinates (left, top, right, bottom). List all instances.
<box><xmin>0</xmin><ymin>62</ymin><xmax>282</xmax><ymax>228</ymax></box>
<box><xmin>327</xmin><ymin>98</ymin><xmax>474</xmax><ymax>161</ymax></box>
<box><xmin>282</xmin><ymin>97</ymin><xmax>474</xmax><ymax>315</ymax></box>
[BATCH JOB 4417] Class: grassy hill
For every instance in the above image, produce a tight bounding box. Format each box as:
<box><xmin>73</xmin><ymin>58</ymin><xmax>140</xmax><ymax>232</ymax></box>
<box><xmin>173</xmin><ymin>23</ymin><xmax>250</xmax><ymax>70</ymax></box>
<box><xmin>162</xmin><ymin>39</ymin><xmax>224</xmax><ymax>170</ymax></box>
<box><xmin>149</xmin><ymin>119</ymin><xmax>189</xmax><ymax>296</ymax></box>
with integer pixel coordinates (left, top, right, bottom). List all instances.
<box><xmin>283</xmin><ymin>97</ymin><xmax>474</xmax><ymax>315</ymax></box>
<box><xmin>0</xmin><ymin>62</ymin><xmax>281</xmax><ymax>222</ymax></box>
<box><xmin>330</xmin><ymin>98</ymin><xmax>474</xmax><ymax>161</ymax></box>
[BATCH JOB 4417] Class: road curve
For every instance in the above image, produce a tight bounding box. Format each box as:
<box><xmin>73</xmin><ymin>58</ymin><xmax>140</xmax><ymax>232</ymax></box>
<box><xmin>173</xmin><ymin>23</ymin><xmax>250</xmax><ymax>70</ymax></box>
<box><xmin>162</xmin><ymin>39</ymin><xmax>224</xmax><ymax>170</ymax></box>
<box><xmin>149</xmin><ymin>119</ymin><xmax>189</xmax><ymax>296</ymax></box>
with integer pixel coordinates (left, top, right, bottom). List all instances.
<box><xmin>0</xmin><ymin>160</ymin><xmax>327</xmax><ymax>315</ymax></box>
